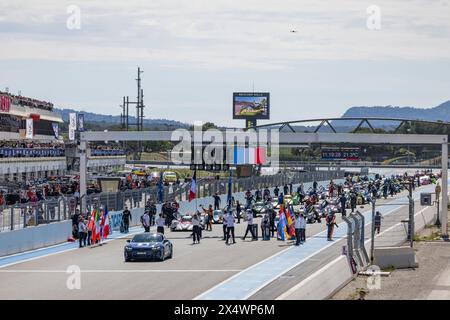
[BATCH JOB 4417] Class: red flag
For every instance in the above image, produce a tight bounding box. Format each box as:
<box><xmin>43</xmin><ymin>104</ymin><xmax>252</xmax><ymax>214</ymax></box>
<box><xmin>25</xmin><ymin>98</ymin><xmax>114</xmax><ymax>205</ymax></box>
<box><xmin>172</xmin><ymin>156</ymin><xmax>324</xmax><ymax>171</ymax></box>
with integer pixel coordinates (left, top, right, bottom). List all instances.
<box><xmin>88</xmin><ymin>209</ymin><xmax>96</xmax><ymax>243</ymax></box>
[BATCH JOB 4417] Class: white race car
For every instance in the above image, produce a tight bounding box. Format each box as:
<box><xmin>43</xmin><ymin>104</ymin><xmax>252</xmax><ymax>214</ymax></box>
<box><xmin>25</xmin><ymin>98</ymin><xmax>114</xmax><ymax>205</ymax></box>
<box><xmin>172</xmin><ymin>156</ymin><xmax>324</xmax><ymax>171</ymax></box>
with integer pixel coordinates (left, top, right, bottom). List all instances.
<box><xmin>170</xmin><ymin>215</ymin><xmax>194</xmax><ymax>231</ymax></box>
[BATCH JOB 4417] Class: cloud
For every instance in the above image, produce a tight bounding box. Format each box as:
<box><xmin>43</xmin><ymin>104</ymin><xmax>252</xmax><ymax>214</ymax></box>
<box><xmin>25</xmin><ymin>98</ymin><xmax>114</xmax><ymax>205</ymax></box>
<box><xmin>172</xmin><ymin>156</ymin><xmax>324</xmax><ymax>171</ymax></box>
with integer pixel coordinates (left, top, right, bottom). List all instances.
<box><xmin>0</xmin><ymin>0</ymin><xmax>449</xmax><ymax>69</ymax></box>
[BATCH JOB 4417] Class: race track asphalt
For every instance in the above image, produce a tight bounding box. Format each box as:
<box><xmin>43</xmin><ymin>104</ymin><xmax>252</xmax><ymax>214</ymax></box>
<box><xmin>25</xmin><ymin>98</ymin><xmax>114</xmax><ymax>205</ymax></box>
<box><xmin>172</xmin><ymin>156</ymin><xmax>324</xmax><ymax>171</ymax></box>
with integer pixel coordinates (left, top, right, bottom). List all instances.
<box><xmin>0</xmin><ymin>183</ymin><xmax>432</xmax><ymax>299</ymax></box>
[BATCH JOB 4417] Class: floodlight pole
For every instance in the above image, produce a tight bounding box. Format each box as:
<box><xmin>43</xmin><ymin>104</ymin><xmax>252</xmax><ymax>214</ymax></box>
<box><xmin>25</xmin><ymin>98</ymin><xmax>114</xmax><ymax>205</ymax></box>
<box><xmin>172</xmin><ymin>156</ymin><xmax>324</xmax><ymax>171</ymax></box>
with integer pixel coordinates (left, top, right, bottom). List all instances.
<box><xmin>79</xmin><ymin>140</ymin><xmax>87</xmax><ymax>213</ymax></box>
<box><xmin>441</xmin><ymin>141</ymin><xmax>448</xmax><ymax>237</ymax></box>
<box><xmin>370</xmin><ymin>198</ymin><xmax>376</xmax><ymax>265</ymax></box>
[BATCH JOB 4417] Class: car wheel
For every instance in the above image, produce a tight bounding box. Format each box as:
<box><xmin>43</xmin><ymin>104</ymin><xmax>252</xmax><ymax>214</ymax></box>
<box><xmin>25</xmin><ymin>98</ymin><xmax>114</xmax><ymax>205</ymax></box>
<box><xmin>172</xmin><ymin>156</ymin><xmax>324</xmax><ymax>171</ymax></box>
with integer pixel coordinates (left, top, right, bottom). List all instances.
<box><xmin>125</xmin><ymin>256</ymin><xmax>131</xmax><ymax>262</ymax></box>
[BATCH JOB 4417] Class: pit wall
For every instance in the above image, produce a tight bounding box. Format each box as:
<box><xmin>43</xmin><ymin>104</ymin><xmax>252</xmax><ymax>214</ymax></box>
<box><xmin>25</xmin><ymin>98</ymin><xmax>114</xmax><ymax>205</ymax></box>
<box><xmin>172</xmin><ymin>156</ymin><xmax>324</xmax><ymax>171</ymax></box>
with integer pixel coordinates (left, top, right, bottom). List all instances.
<box><xmin>276</xmin><ymin>199</ymin><xmax>441</xmax><ymax>300</ymax></box>
<box><xmin>0</xmin><ymin>170</ymin><xmax>343</xmax><ymax>257</ymax></box>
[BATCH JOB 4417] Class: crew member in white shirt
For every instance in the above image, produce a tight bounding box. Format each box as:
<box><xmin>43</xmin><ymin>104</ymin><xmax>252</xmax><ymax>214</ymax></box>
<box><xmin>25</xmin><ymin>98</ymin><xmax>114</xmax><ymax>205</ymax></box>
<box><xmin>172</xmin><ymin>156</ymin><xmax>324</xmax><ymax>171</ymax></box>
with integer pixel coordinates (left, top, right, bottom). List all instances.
<box><xmin>192</xmin><ymin>213</ymin><xmax>201</xmax><ymax>244</ymax></box>
<box><xmin>299</xmin><ymin>212</ymin><xmax>307</xmax><ymax>243</ymax></box>
<box><xmin>226</xmin><ymin>211</ymin><xmax>236</xmax><ymax>245</ymax></box>
<box><xmin>222</xmin><ymin>211</ymin><xmax>228</xmax><ymax>241</ymax></box>
<box><xmin>142</xmin><ymin>212</ymin><xmax>150</xmax><ymax>232</ymax></box>
<box><xmin>242</xmin><ymin>209</ymin><xmax>256</xmax><ymax>240</ymax></box>
<box><xmin>155</xmin><ymin>213</ymin><xmax>165</xmax><ymax>234</ymax></box>
<box><xmin>294</xmin><ymin>212</ymin><xmax>301</xmax><ymax>246</ymax></box>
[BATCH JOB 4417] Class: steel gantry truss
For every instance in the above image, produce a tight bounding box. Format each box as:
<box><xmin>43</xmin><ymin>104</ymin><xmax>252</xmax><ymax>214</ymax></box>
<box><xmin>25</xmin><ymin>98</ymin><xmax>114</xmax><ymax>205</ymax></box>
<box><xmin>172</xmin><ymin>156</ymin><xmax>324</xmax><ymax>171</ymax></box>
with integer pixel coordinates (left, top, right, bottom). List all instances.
<box><xmin>250</xmin><ymin>117</ymin><xmax>450</xmax><ymax>134</ymax></box>
<box><xmin>78</xmin><ymin>129</ymin><xmax>448</xmax><ymax>236</ymax></box>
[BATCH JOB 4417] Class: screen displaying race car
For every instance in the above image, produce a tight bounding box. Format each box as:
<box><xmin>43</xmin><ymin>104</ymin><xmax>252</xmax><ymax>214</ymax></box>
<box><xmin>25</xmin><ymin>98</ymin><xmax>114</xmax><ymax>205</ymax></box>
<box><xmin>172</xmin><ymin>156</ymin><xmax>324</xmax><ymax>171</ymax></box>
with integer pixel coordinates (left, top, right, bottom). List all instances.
<box><xmin>233</xmin><ymin>92</ymin><xmax>270</xmax><ymax>119</ymax></box>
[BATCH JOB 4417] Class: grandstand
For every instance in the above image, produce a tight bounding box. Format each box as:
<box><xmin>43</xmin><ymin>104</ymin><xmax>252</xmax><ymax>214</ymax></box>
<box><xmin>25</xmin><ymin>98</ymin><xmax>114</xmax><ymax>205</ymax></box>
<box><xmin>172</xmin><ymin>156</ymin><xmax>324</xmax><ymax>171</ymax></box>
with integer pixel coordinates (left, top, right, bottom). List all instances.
<box><xmin>0</xmin><ymin>91</ymin><xmax>125</xmax><ymax>183</ymax></box>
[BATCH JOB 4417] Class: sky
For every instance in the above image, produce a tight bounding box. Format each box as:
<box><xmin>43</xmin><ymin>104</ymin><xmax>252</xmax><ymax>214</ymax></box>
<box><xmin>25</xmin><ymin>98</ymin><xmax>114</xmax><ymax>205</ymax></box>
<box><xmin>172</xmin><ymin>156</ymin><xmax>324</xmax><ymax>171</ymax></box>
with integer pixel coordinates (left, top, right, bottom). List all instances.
<box><xmin>0</xmin><ymin>0</ymin><xmax>449</xmax><ymax>127</ymax></box>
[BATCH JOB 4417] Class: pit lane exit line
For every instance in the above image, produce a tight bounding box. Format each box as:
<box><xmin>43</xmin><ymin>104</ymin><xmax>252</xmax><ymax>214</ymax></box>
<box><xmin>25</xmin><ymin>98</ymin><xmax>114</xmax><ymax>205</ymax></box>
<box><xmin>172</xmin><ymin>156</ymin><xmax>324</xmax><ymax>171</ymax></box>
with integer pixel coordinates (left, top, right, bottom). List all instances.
<box><xmin>0</xmin><ymin>225</ymin><xmax>150</xmax><ymax>269</ymax></box>
<box><xmin>195</xmin><ymin>182</ymin><xmax>441</xmax><ymax>300</ymax></box>
<box><xmin>0</xmin><ymin>269</ymin><xmax>242</xmax><ymax>273</ymax></box>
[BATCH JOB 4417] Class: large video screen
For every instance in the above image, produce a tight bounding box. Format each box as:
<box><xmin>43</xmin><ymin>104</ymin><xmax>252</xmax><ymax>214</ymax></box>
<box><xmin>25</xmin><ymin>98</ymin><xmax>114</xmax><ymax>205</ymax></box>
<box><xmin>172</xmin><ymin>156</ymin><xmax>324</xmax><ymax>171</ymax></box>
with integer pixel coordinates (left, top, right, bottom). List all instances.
<box><xmin>233</xmin><ymin>92</ymin><xmax>270</xmax><ymax>119</ymax></box>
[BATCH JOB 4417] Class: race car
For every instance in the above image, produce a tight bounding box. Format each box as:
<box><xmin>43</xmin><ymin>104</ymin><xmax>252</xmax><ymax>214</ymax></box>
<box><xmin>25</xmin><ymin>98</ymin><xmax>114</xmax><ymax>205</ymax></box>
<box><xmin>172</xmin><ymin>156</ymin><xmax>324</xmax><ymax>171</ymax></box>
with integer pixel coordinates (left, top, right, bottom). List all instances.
<box><xmin>212</xmin><ymin>209</ymin><xmax>224</xmax><ymax>224</ymax></box>
<box><xmin>283</xmin><ymin>195</ymin><xmax>293</xmax><ymax>206</ymax></box>
<box><xmin>124</xmin><ymin>233</ymin><xmax>173</xmax><ymax>262</ymax></box>
<box><xmin>170</xmin><ymin>214</ymin><xmax>199</xmax><ymax>231</ymax></box>
<box><xmin>252</xmin><ymin>200</ymin><xmax>267</xmax><ymax>217</ymax></box>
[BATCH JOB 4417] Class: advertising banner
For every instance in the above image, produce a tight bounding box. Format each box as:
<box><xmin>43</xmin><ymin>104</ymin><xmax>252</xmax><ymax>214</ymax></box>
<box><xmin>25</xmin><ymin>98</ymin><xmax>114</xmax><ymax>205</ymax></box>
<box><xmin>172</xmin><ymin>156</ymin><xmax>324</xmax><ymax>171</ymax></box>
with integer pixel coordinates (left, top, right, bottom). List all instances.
<box><xmin>0</xmin><ymin>95</ymin><xmax>11</xmax><ymax>112</ymax></box>
<box><xmin>52</xmin><ymin>123</ymin><xmax>59</xmax><ymax>139</ymax></box>
<box><xmin>69</xmin><ymin>112</ymin><xmax>77</xmax><ymax>141</ymax></box>
<box><xmin>26</xmin><ymin>118</ymin><xmax>33</xmax><ymax>139</ymax></box>
<box><xmin>78</xmin><ymin>113</ymin><xmax>84</xmax><ymax>132</ymax></box>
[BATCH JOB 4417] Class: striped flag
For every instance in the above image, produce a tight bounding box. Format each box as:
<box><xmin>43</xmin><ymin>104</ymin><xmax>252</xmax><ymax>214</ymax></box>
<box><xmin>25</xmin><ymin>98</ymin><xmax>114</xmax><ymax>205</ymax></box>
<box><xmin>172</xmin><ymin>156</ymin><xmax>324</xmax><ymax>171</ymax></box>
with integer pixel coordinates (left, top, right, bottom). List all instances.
<box><xmin>284</xmin><ymin>205</ymin><xmax>296</xmax><ymax>239</ymax></box>
<box><xmin>101</xmin><ymin>207</ymin><xmax>110</xmax><ymax>239</ymax></box>
<box><xmin>277</xmin><ymin>211</ymin><xmax>288</xmax><ymax>241</ymax></box>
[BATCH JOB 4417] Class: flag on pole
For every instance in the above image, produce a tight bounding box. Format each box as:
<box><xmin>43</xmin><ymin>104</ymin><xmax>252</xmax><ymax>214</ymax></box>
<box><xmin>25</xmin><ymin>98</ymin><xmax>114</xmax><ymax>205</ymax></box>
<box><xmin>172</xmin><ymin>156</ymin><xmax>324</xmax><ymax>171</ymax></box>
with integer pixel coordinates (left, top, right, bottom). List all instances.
<box><xmin>189</xmin><ymin>170</ymin><xmax>197</xmax><ymax>202</ymax></box>
<box><xmin>92</xmin><ymin>208</ymin><xmax>101</xmax><ymax>243</ymax></box>
<box><xmin>102</xmin><ymin>207</ymin><xmax>110</xmax><ymax>239</ymax></box>
<box><xmin>157</xmin><ymin>172</ymin><xmax>164</xmax><ymax>203</ymax></box>
<box><xmin>277</xmin><ymin>211</ymin><xmax>288</xmax><ymax>241</ymax></box>
<box><xmin>284</xmin><ymin>204</ymin><xmax>296</xmax><ymax>239</ymax></box>
<box><xmin>226</xmin><ymin>170</ymin><xmax>232</xmax><ymax>206</ymax></box>
<box><xmin>88</xmin><ymin>208</ymin><xmax>95</xmax><ymax>240</ymax></box>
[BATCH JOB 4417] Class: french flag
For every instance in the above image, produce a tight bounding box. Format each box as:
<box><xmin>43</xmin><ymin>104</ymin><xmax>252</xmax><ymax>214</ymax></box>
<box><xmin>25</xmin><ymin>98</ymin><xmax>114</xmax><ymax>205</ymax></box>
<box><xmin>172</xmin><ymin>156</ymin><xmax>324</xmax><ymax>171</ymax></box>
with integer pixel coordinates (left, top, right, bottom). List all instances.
<box><xmin>189</xmin><ymin>170</ymin><xmax>197</xmax><ymax>202</ymax></box>
<box><xmin>102</xmin><ymin>207</ymin><xmax>110</xmax><ymax>239</ymax></box>
<box><xmin>233</xmin><ymin>146</ymin><xmax>265</xmax><ymax>165</ymax></box>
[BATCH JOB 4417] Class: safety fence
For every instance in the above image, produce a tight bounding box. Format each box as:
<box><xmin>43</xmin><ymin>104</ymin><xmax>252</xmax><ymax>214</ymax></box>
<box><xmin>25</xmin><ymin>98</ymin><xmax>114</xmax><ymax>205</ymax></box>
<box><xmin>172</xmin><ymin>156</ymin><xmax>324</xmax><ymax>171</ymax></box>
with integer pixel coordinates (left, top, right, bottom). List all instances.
<box><xmin>0</xmin><ymin>169</ymin><xmax>344</xmax><ymax>232</ymax></box>
<box><xmin>371</xmin><ymin>197</ymin><xmax>416</xmax><ymax>248</ymax></box>
<box><xmin>0</xmin><ymin>197</ymin><xmax>67</xmax><ymax>232</ymax></box>
<box><xmin>342</xmin><ymin>211</ymin><xmax>370</xmax><ymax>273</ymax></box>
<box><xmin>84</xmin><ymin>170</ymin><xmax>344</xmax><ymax>212</ymax></box>
<box><xmin>342</xmin><ymin>195</ymin><xmax>417</xmax><ymax>274</ymax></box>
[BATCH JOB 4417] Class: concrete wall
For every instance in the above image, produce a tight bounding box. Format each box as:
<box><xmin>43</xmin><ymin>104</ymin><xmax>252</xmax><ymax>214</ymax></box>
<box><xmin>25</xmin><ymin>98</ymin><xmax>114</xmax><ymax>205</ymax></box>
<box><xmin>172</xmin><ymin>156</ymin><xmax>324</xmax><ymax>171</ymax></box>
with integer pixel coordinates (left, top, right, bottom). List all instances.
<box><xmin>0</xmin><ymin>207</ymin><xmax>145</xmax><ymax>257</ymax></box>
<box><xmin>0</xmin><ymin>173</ymin><xmax>342</xmax><ymax>257</ymax></box>
<box><xmin>0</xmin><ymin>220</ymin><xmax>72</xmax><ymax>256</ymax></box>
<box><xmin>276</xmin><ymin>255</ymin><xmax>354</xmax><ymax>300</ymax></box>
<box><xmin>276</xmin><ymin>202</ymin><xmax>439</xmax><ymax>300</ymax></box>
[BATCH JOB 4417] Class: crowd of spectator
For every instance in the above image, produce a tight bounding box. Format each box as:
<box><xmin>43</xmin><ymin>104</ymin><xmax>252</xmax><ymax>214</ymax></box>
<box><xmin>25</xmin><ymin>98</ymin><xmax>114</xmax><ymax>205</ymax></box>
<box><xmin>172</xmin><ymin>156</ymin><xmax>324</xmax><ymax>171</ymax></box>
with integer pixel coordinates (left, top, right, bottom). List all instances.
<box><xmin>0</xmin><ymin>180</ymin><xmax>79</xmax><ymax>206</ymax></box>
<box><xmin>0</xmin><ymin>90</ymin><xmax>53</xmax><ymax>111</ymax></box>
<box><xmin>0</xmin><ymin>141</ymin><xmax>65</xmax><ymax>158</ymax></box>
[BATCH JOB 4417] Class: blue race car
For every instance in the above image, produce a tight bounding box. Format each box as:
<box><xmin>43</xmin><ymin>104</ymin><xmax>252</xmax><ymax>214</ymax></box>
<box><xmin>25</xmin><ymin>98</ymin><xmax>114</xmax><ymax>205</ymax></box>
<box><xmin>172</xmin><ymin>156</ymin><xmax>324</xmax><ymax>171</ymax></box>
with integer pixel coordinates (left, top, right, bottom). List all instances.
<box><xmin>124</xmin><ymin>233</ymin><xmax>173</xmax><ymax>262</ymax></box>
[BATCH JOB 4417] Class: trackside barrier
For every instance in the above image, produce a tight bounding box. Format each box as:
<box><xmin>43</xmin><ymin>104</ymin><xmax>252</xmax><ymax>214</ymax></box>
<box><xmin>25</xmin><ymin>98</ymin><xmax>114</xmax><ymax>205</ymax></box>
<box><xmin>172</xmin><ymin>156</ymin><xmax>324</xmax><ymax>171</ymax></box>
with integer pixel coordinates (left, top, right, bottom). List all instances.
<box><xmin>84</xmin><ymin>170</ymin><xmax>345</xmax><ymax>213</ymax></box>
<box><xmin>0</xmin><ymin>170</ymin><xmax>344</xmax><ymax>233</ymax></box>
<box><xmin>341</xmin><ymin>211</ymin><xmax>369</xmax><ymax>272</ymax></box>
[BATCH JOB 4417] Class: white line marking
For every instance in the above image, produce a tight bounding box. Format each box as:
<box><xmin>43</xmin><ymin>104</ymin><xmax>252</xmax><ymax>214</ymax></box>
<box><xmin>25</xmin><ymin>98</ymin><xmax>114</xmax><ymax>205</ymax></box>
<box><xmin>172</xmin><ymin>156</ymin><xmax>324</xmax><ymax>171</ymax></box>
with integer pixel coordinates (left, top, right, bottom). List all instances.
<box><xmin>0</xmin><ymin>269</ymin><xmax>242</xmax><ymax>273</ymax></box>
<box><xmin>195</xmin><ymin>187</ymin><xmax>431</xmax><ymax>300</ymax></box>
<box><xmin>0</xmin><ymin>226</ymin><xmax>148</xmax><ymax>269</ymax></box>
<box><xmin>275</xmin><ymin>204</ymin><xmax>436</xmax><ymax>300</ymax></box>
<box><xmin>366</xmin><ymin>205</ymin><xmax>431</xmax><ymax>244</ymax></box>
<box><xmin>275</xmin><ymin>256</ymin><xmax>347</xmax><ymax>300</ymax></box>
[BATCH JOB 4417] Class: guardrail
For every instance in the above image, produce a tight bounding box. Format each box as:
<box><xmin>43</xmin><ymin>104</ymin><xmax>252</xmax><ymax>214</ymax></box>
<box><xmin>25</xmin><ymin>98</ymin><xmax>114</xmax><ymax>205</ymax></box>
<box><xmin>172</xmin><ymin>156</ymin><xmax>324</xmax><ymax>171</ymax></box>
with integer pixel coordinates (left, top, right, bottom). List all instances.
<box><xmin>84</xmin><ymin>170</ymin><xmax>345</xmax><ymax>212</ymax></box>
<box><xmin>0</xmin><ymin>169</ymin><xmax>344</xmax><ymax>232</ymax></box>
<box><xmin>342</xmin><ymin>211</ymin><xmax>370</xmax><ymax>273</ymax></box>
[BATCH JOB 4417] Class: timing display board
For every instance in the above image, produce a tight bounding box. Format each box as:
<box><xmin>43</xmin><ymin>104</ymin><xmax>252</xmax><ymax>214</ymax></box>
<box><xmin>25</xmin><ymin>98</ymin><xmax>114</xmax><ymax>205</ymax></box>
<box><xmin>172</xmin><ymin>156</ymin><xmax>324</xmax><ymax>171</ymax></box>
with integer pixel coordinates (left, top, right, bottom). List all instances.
<box><xmin>321</xmin><ymin>147</ymin><xmax>360</xmax><ymax>161</ymax></box>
